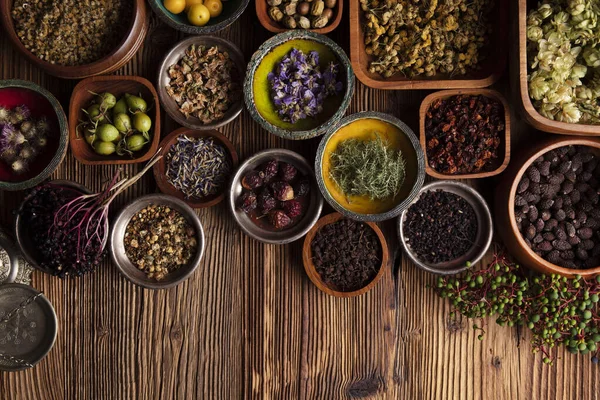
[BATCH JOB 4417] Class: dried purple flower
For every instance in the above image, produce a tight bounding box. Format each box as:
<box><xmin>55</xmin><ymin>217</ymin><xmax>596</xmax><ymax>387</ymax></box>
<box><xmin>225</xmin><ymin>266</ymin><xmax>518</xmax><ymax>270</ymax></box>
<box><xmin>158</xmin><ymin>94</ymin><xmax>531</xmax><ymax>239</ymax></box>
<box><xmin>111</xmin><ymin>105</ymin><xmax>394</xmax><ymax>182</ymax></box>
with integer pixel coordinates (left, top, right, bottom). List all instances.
<box><xmin>268</xmin><ymin>48</ymin><xmax>342</xmax><ymax>124</ymax></box>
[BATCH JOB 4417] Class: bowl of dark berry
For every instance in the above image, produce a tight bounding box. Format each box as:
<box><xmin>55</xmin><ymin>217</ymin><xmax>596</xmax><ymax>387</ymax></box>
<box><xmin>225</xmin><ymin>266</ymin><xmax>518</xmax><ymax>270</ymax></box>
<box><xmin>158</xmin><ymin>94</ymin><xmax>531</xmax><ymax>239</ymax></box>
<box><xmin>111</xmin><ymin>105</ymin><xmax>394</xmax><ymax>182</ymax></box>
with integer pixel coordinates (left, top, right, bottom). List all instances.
<box><xmin>153</xmin><ymin>127</ymin><xmax>238</xmax><ymax>208</ymax></box>
<box><xmin>496</xmin><ymin>137</ymin><xmax>600</xmax><ymax>278</ymax></box>
<box><xmin>0</xmin><ymin>80</ymin><xmax>68</xmax><ymax>191</ymax></box>
<box><xmin>316</xmin><ymin>111</ymin><xmax>425</xmax><ymax>222</ymax></box>
<box><xmin>110</xmin><ymin>194</ymin><xmax>205</xmax><ymax>289</ymax></box>
<box><xmin>420</xmin><ymin>89</ymin><xmax>511</xmax><ymax>179</ymax></box>
<box><xmin>244</xmin><ymin>30</ymin><xmax>354</xmax><ymax>140</ymax></box>
<box><xmin>302</xmin><ymin>212</ymin><xmax>388</xmax><ymax>297</ymax></box>
<box><xmin>398</xmin><ymin>181</ymin><xmax>493</xmax><ymax>275</ymax></box>
<box><xmin>229</xmin><ymin>149</ymin><xmax>324</xmax><ymax>244</ymax></box>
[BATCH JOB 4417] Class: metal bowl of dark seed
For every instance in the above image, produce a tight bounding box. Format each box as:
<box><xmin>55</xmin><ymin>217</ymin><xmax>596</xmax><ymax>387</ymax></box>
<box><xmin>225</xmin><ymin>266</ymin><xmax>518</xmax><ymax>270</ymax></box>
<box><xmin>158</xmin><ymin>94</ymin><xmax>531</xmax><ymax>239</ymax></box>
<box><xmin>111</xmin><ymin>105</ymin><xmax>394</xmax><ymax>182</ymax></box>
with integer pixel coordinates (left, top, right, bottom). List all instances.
<box><xmin>228</xmin><ymin>149</ymin><xmax>324</xmax><ymax>244</ymax></box>
<box><xmin>110</xmin><ymin>194</ymin><xmax>205</xmax><ymax>289</ymax></box>
<box><xmin>398</xmin><ymin>181</ymin><xmax>493</xmax><ymax>275</ymax></box>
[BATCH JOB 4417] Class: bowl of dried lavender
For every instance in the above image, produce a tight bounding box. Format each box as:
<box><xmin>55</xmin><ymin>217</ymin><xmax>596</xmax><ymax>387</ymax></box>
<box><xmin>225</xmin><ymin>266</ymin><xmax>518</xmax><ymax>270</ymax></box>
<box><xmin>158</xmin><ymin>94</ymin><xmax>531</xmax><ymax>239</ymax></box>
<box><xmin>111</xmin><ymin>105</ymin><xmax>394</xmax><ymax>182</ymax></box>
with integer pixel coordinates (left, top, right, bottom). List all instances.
<box><xmin>244</xmin><ymin>30</ymin><xmax>354</xmax><ymax>140</ymax></box>
<box><xmin>110</xmin><ymin>194</ymin><xmax>205</xmax><ymax>289</ymax></box>
<box><xmin>157</xmin><ymin>36</ymin><xmax>245</xmax><ymax>131</ymax></box>
<box><xmin>153</xmin><ymin>127</ymin><xmax>238</xmax><ymax>208</ymax></box>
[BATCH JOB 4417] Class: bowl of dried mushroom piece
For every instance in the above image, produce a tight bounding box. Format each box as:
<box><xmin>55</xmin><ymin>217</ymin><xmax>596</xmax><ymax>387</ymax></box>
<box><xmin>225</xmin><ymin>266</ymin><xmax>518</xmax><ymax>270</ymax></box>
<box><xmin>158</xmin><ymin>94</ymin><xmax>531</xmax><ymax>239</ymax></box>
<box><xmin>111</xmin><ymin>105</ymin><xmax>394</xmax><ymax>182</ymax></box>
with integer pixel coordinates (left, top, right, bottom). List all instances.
<box><xmin>157</xmin><ymin>36</ymin><xmax>246</xmax><ymax>131</ymax></box>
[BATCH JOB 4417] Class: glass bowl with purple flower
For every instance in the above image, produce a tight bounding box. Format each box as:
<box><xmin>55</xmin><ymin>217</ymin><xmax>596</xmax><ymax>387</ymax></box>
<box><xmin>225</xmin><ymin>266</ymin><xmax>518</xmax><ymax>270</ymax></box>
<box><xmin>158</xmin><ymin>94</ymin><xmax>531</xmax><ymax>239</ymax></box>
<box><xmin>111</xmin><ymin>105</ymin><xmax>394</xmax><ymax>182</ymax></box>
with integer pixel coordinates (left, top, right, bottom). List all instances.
<box><xmin>244</xmin><ymin>31</ymin><xmax>354</xmax><ymax>140</ymax></box>
<box><xmin>0</xmin><ymin>80</ymin><xmax>68</xmax><ymax>191</ymax></box>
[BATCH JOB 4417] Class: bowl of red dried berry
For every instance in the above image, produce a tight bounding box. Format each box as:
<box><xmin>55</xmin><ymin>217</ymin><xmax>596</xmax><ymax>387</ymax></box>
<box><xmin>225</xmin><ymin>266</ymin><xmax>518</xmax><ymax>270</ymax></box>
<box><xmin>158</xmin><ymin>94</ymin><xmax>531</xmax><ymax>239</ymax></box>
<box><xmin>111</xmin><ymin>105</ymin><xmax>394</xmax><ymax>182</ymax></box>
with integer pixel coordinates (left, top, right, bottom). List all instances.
<box><xmin>229</xmin><ymin>149</ymin><xmax>323</xmax><ymax>244</ymax></box>
<box><xmin>302</xmin><ymin>212</ymin><xmax>388</xmax><ymax>297</ymax></box>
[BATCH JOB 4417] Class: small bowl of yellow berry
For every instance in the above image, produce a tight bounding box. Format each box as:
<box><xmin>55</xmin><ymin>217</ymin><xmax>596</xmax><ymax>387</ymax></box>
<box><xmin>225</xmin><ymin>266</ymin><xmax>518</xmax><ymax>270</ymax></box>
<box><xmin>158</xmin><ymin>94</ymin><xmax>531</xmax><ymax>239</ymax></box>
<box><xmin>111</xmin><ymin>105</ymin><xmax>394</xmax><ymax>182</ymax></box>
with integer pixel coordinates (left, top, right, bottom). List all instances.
<box><xmin>148</xmin><ymin>0</ymin><xmax>249</xmax><ymax>34</ymax></box>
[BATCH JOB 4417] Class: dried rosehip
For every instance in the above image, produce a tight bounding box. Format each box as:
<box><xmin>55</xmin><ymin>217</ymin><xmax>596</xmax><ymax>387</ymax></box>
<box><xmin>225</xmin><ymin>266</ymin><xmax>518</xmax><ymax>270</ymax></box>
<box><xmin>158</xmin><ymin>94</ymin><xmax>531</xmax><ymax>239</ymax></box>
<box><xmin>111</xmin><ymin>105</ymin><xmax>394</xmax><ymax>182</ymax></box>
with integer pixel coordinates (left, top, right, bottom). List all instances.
<box><xmin>261</xmin><ymin>160</ymin><xmax>279</xmax><ymax>183</ymax></box>
<box><xmin>283</xmin><ymin>199</ymin><xmax>303</xmax><ymax>218</ymax></box>
<box><xmin>237</xmin><ymin>191</ymin><xmax>257</xmax><ymax>213</ymax></box>
<box><xmin>279</xmin><ymin>162</ymin><xmax>297</xmax><ymax>182</ymax></box>
<box><xmin>258</xmin><ymin>189</ymin><xmax>277</xmax><ymax>214</ymax></box>
<box><xmin>269</xmin><ymin>210</ymin><xmax>292</xmax><ymax>230</ymax></box>
<box><xmin>241</xmin><ymin>170</ymin><xmax>265</xmax><ymax>190</ymax></box>
<box><xmin>293</xmin><ymin>179</ymin><xmax>310</xmax><ymax>198</ymax></box>
<box><xmin>271</xmin><ymin>181</ymin><xmax>294</xmax><ymax>201</ymax></box>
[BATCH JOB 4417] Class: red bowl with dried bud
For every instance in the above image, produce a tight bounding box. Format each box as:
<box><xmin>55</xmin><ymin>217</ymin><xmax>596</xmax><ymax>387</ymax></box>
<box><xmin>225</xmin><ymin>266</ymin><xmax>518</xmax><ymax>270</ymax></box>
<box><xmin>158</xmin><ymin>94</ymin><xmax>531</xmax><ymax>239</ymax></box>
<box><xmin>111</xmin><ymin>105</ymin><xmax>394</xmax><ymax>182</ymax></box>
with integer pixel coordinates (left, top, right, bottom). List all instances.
<box><xmin>228</xmin><ymin>149</ymin><xmax>324</xmax><ymax>244</ymax></box>
<box><xmin>419</xmin><ymin>89</ymin><xmax>511</xmax><ymax>179</ymax></box>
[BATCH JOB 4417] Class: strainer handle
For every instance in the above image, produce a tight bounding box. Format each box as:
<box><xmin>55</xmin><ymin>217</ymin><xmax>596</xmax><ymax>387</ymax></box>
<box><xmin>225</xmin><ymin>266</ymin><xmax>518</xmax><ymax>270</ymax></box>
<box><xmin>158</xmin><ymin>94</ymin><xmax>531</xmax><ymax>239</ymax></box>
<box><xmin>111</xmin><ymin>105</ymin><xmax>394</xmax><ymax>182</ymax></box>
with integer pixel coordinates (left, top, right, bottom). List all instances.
<box><xmin>0</xmin><ymin>231</ymin><xmax>18</xmax><ymax>284</ymax></box>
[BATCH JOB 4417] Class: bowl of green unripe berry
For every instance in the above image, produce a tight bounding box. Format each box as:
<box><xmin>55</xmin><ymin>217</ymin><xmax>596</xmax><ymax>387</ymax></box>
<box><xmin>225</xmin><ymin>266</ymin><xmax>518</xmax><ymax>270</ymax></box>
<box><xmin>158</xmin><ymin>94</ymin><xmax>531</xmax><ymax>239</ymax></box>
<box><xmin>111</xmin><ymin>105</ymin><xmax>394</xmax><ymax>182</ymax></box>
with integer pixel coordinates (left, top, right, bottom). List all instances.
<box><xmin>68</xmin><ymin>76</ymin><xmax>161</xmax><ymax>165</ymax></box>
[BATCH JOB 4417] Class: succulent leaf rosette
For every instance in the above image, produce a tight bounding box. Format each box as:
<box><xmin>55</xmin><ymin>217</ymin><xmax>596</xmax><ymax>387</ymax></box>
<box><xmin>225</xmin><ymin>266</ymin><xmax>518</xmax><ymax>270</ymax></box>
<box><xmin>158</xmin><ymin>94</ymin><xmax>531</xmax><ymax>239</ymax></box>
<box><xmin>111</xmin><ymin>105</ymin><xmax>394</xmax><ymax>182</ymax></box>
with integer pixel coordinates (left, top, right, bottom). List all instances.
<box><xmin>267</xmin><ymin>48</ymin><xmax>342</xmax><ymax>124</ymax></box>
<box><xmin>527</xmin><ymin>0</ymin><xmax>600</xmax><ymax>124</ymax></box>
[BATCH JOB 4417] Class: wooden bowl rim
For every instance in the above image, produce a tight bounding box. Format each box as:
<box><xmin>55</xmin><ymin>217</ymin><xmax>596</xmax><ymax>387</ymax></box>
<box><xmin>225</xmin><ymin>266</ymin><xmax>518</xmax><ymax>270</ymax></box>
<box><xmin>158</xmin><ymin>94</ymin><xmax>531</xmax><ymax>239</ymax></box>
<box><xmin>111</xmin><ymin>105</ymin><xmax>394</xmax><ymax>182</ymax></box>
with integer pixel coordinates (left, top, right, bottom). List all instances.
<box><xmin>0</xmin><ymin>0</ymin><xmax>148</xmax><ymax>79</ymax></box>
<box><xmin>517</xmin><ymin>0</ymin><xmax>600</xmax><ymax>136</ymax></box>
<box><xmin>153</xmin><ymin>127</ymin><xmax>239</xmax><ymax>208</ymax></box>
<box><xmin>302</xmin><ymin>212</ymin><xmax>388</xmax><ymax>297</ymax></box>
<box><xmin>419</xmin><ymin>88</ymin><xmax>511</xmax><ymax>179</ymax></box>
<box><xmin>68</xmin><ymin>75</ymin><xmax>161</xmax><ymax>165</ymax></box>
<box><xmin>507</xmin><ymin>138</ymin><xmax>600</xmax><ymax>276</ymax></box>
<box><xmin>348</xmin><ymin>0</ymin><xmax>508</xmax><ymax>90</ymax></box>
<box><xmin>255</xmin><ymin>0</ymin><xmax>343</xmax><ymax>34</ymax></box>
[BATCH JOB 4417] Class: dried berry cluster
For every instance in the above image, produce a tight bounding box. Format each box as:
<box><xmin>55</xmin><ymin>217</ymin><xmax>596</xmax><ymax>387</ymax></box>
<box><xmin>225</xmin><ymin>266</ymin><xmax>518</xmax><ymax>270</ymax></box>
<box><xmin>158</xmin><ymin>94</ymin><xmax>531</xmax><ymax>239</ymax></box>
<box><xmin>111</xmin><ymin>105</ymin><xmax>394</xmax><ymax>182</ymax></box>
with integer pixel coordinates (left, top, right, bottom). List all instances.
<box><xmin>404</xmin><ymin>190</ymin><xmax>478</xmax><ymax>264</ymax></box>
<box><xmin>237</xmin><ymin>160</ymin><xmax>310</xmax><ymax>230</ymax></box>
<box><xmin>434</xmin><ymin>252</ymin><xmax>600</xmax><ymax>364</ymax></box>
<box><xmin>425</xmin><ymin>95</ymin><xmax>504</xmax><ymax>175</ymax></box>
<box><xmin>515</xmin><ymin>146</ymin><xmax>600</xmax><ymax>269</ymax></box>
<box><xmin>312</xmin><ymin>218</ymin><xmax>381</xmax><ymax>292</ymax></box>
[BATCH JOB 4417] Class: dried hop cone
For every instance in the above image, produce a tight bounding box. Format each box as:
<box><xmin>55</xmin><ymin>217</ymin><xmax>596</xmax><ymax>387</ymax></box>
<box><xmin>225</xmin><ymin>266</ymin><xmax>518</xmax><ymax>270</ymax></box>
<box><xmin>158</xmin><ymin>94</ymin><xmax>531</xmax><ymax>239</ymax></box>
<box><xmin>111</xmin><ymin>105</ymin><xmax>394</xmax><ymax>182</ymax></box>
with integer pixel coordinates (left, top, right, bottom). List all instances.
<box><xmin>296</xmin><ymin>16</ymin><xmax>311</xmax><ymax>29</ymax></box>
<box><xmin>311</xmin><ymin>0</ymin><xmax>325</xmax><ymax>16</ymax></box>
<box><xmin>284</xmin><ymin>1</ymin><xmax>297</xmax><ymax>15</ymax></box>
<box><xmin>312</xmin><ymin>16</ymin><xmax>329</xmax><ymax>28</ymax></box>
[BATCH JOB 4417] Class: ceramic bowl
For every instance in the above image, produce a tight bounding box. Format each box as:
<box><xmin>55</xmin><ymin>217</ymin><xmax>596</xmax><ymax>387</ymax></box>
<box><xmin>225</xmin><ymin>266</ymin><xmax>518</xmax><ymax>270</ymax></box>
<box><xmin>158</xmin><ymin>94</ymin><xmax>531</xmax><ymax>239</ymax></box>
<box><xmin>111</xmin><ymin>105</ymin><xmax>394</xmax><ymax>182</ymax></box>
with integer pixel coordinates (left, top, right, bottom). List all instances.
<box><xmin>315</xmin><ymin>111</ymin><xmax>425</xmax><ymax>222</ymax></box>
<box><xmin>0</xmin><ymin>80</ymin><xmax>68</xmax><ymax>191</ymax></box>
<box><xmin>420</xmin><ymin>89</ymin><xmax>511</xmax><ymax>179</ymax></box>
<box><xmin>398</xmin><ymin>181</ymin><xmax>493</xmax><ymax>275</ymax></box>
<box><xmin>496</xmin><ymin>136</ymin><xmax>600</xmax><ymax>278</ymax></box>
<box><xmin>153</xmin><ymin>127</ymin><xmax>238</xmax><ymax>208</ymax></box>
<box><xmin>110</xmin><ymin>194</ymin><xmax>205</xmax><ymax>289</ymax></box>
<box><xmin>15</xmin><ymin>180</ymin><xmax>90</xmax><ymax>275</ymax></box>
<box><xmin>147</xmin><ymin>0</ymin><xmax>249</xmax><ymax>35</ymax></box>
<box><xmin>0</xmin><ymin>0</ymin><xmax>148</xmax><ymax>79</ymax></box>
<box><xmin>68</xmin><ymin>76</ymin><xmax>161</xmax><ymax>165</ymax></box>
<box><xmin>157</xmin><ymin>36</ymin><xmax>245</xmax><ymax>130</ymax></box>
<box><xmin>228</xmin><ymin>149</ymin><xmax>324</xmax><ymax>244</ymax></box>
<box><xmin>243</xmin><ymin>30</ymin><xmax>355</xmax><ymax>140</ymax></box>
<box><xmin>302</xmin><ymin>212</ymin><xmax>388</xmax><ymax>297</ymax></box>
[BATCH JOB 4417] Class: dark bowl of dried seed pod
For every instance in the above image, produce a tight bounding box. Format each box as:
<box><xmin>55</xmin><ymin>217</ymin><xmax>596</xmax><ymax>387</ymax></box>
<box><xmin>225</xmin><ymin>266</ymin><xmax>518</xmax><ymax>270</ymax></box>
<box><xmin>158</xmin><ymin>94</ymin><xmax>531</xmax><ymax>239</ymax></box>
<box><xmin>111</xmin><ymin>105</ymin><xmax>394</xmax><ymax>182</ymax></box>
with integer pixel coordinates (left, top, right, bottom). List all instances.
<box><xmin>302</xmin><ymin>212</ymin><xmax>388</xmax><ymax>297</ymax></box>
<box><xmin>0</xmin><ymin>80</ymin><xmax>69</xmax><ymax>191</ymax></box>
<box><xmin>157</xmin><ymin>36</ymin><xmax>245</xmax><ymax>131</ymax></box>
<box><xmin>229</xmin><ymin>148</ymin><xmax>324</xmax><ymax>244</ymax></box>
<box><xmin>153</xmin><ymin>127</ymin><xmax>238</xmax><ymax>208</ymax></box>
<box><xmin>110</xmin><ymin>194</ymin><xmax>205</xmax><ymax>290</ymax></box>
<box><xmin>496</xmin><ymin>136</ymin><xmax>600</xmax><ymax>278</ymax></box>
<box><xmin>398</xmin><ymin>181</ymin><xmax>493</xmax><ymax>275</ymax></box>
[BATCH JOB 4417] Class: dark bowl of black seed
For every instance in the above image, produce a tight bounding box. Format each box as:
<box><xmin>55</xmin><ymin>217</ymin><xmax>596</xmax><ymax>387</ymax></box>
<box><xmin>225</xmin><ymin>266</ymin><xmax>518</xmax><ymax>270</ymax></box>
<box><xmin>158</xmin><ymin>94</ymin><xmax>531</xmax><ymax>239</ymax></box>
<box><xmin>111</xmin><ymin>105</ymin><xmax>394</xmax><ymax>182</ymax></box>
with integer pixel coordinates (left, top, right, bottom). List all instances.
<box><xmin>398</xmin><ymin>181</ymin><xmax>493</xmax><ymax>275</ymax></box>
<box><xmin>500</xmin><ymin>140</ymin><xmax>600</xmax><ymax>277</ymax></box>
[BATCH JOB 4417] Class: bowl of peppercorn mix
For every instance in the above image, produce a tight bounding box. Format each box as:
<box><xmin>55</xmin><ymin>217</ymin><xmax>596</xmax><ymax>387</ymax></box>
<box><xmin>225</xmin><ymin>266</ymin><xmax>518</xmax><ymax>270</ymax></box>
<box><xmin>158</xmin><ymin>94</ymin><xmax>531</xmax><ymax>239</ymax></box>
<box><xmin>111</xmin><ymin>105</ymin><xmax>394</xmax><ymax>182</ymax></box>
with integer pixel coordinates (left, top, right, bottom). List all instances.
<box><xmin>229</xmin><ymin>148</ymin><xmax>324</xmax><ymax>244</ymax></box>
<box><xmin>244</xmin><ymin>30</ymin><xmax>354</xmax><ymax>140</ymax></box>
<box><xmin>302</xmin><ymin>212</ymin><xmax>388</xmax><ymax>297</ymax></box>
<box><xmin>2</xmin><ymin>0</ymin><xmax>149</xmax><ymax>79</ymax></box>
<box><xmin>110</xmin><ymin>194</ymin><xmax>205</xmax><ymax>289</ymax></box>
<box><xmin>398</xmin><ymin>181</ymin><xmax>493</xmax><ymax>275</ymax></box>
<box><xmin>496</xmin><ymin>137</ymin><xmax>600</xmax><ymax>278</ymax></box>
<box><xmin>420</xmin><ymin>89</ymin><xmax>511</xmax><ymax>179</ymax></box>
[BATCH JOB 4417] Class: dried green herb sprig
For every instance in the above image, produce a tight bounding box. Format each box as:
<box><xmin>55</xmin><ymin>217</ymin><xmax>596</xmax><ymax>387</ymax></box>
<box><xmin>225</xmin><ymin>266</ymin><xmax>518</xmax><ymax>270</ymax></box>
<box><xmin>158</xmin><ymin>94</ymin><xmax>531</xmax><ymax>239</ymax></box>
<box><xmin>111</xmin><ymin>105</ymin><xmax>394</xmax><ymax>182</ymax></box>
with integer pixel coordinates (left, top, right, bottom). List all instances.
<box><xmin>329</xmin><ymin>134</ymin><xmax>406</xmax><ymax>200</ymax></box>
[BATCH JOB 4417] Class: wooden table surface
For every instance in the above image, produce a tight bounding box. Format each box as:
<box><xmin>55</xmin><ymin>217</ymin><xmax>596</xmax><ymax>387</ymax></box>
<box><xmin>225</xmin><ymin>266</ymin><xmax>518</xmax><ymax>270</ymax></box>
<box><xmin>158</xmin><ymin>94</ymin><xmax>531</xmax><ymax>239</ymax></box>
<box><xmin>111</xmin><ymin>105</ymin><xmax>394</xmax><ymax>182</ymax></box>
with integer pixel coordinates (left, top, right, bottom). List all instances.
<box><xmin>1</xmin><ymin>3</ymin><xmax>599</xmax><ymax>400</ymax></box>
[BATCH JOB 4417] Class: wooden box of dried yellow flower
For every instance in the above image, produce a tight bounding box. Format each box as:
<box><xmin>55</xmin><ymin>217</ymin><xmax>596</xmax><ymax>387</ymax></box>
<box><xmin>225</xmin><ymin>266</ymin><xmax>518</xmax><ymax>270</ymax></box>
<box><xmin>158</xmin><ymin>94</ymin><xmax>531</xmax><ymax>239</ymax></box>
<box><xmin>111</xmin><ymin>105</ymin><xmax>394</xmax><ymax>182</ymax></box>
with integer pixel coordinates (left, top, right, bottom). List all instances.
<box><xmin>517</xmin><ymin>0</ymin><xmax>600</xmax><ymax>135</ymax></box>
<box><xmin>349</xmin><ymin>0</ymin><xmax>508</xmax><ymax>90</ymax></box>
